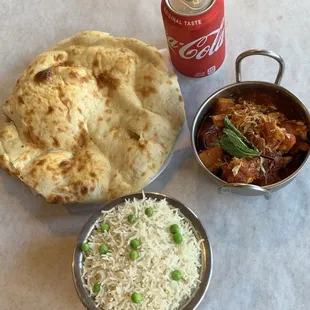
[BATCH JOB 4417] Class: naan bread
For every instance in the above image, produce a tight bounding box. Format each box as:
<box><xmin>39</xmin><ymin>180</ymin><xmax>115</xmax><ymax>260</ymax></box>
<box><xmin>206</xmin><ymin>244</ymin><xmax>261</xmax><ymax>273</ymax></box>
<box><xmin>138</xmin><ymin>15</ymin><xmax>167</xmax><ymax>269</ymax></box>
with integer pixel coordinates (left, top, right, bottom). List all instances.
<box><xmin>0</xmin><ymin>31</ymin><xmax>185</xmax><ymax>203</ymax></box>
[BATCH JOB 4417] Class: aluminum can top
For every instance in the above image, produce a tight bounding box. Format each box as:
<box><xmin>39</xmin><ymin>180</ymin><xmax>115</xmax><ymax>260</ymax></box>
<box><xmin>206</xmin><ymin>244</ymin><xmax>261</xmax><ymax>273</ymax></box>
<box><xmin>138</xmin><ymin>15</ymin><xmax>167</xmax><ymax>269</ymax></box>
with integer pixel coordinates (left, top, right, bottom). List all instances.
<box><xmin>166</xmin><ymin>0</ymin><xmax>215</xmax><ymax>16</ymax></box>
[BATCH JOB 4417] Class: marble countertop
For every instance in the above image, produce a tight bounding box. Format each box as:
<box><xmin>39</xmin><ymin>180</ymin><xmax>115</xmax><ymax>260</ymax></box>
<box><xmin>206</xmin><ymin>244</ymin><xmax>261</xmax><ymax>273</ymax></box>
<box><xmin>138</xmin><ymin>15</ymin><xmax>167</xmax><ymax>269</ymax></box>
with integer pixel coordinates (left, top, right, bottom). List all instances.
<box><xmin>1</xmin><ymin>1</ymin><xmax>310</xmax><ymax>309</ymax></box>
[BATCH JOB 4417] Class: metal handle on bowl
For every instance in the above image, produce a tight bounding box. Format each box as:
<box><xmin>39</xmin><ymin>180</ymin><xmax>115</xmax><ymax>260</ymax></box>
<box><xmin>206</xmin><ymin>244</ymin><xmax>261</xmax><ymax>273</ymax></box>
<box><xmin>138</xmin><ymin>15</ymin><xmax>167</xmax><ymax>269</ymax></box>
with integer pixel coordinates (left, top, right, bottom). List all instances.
<box><xmin>218</xmin><ymin>183</ymin><xmax>272</xmax><ymax>200</ymax></box>
<box><xmin>235</xmin><ymin>49</ymin><xmax>285</xmax><ymax>85</ymax></box>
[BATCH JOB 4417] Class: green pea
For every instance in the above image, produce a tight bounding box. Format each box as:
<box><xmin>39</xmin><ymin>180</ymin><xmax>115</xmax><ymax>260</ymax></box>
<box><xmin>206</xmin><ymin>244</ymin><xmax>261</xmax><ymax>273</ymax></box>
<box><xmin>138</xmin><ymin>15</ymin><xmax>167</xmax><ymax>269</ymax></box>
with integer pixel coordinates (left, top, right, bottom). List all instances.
<box><xmin>99</xmin><ymin>244</ymin><xmax>109</xmax><ymax>255</ymax></box>
<box><xmin>93</xmin><ymin>283</ymin><xmax>101</xmax><ymax>293</ymax></box>
<box><xmin>171</xmin><ymin>270</ymin><xmax>182</xmax><ymax>281</ymax></box>
<box><xmin>130</xmin><ymin>239</ymin><xmax>141</xmax><ymax>249</ymax></box>
<box><xmin>127</xmin><ymin>214</ymin><xmax>137</xmax><ymax>224</ymax></box>
<box><xmin>145</xmin><ymin>207</ymin><xmax>154</xmax><ymax>217</ymax></box>
<box><xmin>100</xmin><ymin>223</ymin><xmax>110</xmax><ymax>232</ymax></box>
<box><xmin>81</xmin><ymin>243</ymin><xmax>90</xmax><ymax>252</ymax></box>
<box><xmin>170</xmin><ymin>224</ymin><xmax>180</xmax><ymax>234</ymax></box>
<box><xmin>173</xmin><ymin>232</ymin><xmax>183</xmax><ymax>244</ymax></box>
<box><xmin>129</xmin><ymin>250</ymin><xmax>139</xmax><ymax>261</ymax></box>
<box><xmin>131</xmin><ymin>292</ymin><xmax>143</xmax><ymax>304</ymax></box>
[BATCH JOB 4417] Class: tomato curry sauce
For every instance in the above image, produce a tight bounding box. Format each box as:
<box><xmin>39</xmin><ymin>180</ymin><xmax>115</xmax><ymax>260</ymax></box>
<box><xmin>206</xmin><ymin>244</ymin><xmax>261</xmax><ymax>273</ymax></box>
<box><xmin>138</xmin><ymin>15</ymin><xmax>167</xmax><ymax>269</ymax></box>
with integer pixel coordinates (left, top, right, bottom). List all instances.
<box><xmin>197</xmin><ymin>90</ymin><xmax>309</xmax><ymax>186</ymax></box>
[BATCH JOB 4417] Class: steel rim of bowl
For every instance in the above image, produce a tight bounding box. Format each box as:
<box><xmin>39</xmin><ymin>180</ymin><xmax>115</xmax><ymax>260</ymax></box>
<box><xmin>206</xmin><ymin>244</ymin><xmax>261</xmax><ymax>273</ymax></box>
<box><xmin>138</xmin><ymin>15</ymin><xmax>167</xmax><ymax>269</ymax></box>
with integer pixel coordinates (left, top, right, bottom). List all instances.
<box><xmin>72</xmin><ymin>192</ymin><xmax>213</xmax><ymax>310</ymax></box>
<box><xmin>191</xmin><ymin>80</ymin><xmax>310</xmax><ymax>193</ymax></box>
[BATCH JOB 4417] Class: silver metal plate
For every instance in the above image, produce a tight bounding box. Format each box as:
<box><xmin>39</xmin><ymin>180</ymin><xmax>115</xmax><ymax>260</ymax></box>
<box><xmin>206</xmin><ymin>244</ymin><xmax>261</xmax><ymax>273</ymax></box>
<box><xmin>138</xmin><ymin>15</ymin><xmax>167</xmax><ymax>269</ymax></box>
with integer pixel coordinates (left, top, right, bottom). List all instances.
<box><xmin>72</xmin><ymin>192</ymin><xmax>213</xmax><ymax>310</ymax></box>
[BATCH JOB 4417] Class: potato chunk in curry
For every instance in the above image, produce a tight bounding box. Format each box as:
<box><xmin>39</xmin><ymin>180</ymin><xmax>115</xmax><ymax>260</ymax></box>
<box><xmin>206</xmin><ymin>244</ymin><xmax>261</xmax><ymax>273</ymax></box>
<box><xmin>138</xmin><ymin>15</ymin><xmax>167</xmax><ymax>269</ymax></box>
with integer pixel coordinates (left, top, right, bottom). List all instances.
<box><xmin>221</xmin><ymin>158</ymin><xmax>259</xmax><ymax>184</ymax></box>
<box><xmin>199</xmin><ymin>146</ymin><xmax>223</xmax><ymax>174</ymax></box>
<box><xmin>214</xmin><ymin>98</ymin><xmax>235</xmax><ymax>115</ymax></box>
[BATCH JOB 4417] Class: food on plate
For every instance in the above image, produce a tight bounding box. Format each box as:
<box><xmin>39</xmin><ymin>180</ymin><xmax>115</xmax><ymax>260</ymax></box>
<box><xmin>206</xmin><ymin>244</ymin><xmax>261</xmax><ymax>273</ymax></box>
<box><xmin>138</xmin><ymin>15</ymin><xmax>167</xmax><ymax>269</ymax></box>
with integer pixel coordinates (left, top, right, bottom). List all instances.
<box><xmin>171</xmin><ymin>270</ymin><xmax>182</xmax><ymax>282</ymax></box>
<box><xmin>145</xmin><ymin>206</ymin><xmax>154</xmax><ymax>217</ymax></box>
<box><xmin>99</xmin><ymin>244</ymin><xmax>109</xmax><ymax>255</ymax></box>
<box><xmin>81</xmin><ymin>196</ymin><xmax>203</xmax><ymax>310</ymax></box>
<box><xmin>197</xmin><ymin>91</ymin><xmax>309</xmax><ymax>185</ymax></box>
<box><xmin>0</xmin><ymin>31</ymin><xmax>185</xmax><ymax>203</ymax></box>
<box><xmin>100</xmin><ymin>223</ymin><xmax>110</xmax><ymax>232</ymax></box>
<box><xmin>81</xmin><ymin>243</ymin><xmax>90</xmax><ymax>252</ymax></box>
<box><xmin>93</xmin><ymin>283</ymin><xmax>101</xmax><ymax>294</ymax></box>
<box><xmin>129</xmin><ymin>250</ymin><xmax>139</xmax><ymax>261</ymax></box>
<box><xmin>131</xmin><ymin>292</ymin><xmax>143</xmax><ymax>304</ymax></box>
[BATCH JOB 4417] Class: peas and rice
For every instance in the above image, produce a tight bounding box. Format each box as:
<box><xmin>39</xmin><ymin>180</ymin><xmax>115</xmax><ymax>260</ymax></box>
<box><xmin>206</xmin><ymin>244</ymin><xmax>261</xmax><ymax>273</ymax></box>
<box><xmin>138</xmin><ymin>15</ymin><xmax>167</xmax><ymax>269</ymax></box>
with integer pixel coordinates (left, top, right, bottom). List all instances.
<box><xmin>81</xmin><ymin>197</ymin><xmax>202</xmax><ymax>309</ymax></box>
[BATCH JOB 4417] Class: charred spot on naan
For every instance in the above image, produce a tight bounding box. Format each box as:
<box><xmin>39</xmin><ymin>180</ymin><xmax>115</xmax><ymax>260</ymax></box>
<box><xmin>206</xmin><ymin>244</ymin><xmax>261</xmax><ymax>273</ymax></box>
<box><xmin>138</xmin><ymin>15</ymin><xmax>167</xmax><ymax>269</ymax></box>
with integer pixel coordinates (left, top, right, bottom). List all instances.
<box><xmin>23</xmin><ymin>127</ymin><xmax>46</xmax><ymax>147</ymax></box>
<box><xmin>47</xmin><ymin>106</ymin><xmax>55</xmax><ymax>114</ymax></box>
<box><xmin>52</xmin><ymin>137</ymin><xmax>60</xmax><ymax>148</ymax></box>
<box><xmin>77</xmin><ymin>129</ymin><xmax>89</xmax><ymax>148</ymax></box>
<box><xmin>24</xmin><ymin>108</ymin><xmax>35</xmax><ymax>118</ymax></box>
<box><xmin>96</xmin><ymin>71</ymin><xmax>120</xmax><ymax>90</ymax></box>
<box><xmin>89</xmin><ymin>172</ymin><xmax>96</xmax><ymax>178</ymax></box>
<box><xmin>63</xmin><ymin>60</ymin><xmax>75</xmax><ymax>67</ymax></box>
<box><xmin>139</xmin><ymin>139</ymin><xmax>148</xmax><ymax>148</ymax></box>
<box><xmin>34</xmin><ymin>68</ymin><xmax>52</xmax><ymax>83</ymax></box>
<box><xmin>36</xmin><ymin>159</ymin><xmax>46</xmax><ymax>166</ymax></box>
<box><xmin>135</xmin><ymin>86</ymin><xmax>157</xmax><ymax>99</ymax></box>
<box><xmin>70</xmin><ymin>179</ymin><xmax>96</xmax><ymax>198</ymax></box>
<box><xmin>143</xmin><ymin>76</ymin><xmax>153</xmax><ymax>82</ymax></box>
<box><xmin>19</xmin><ymin>154</ymin><xmax>29</xmax><ymax>162</ymax></box>
<box><xmin>93</xmin><ymin>59</ymin><xmax>99</xmax><ymax>67</ymax></box>
<box><xmin>47</xmin><ymin>194</ymin><xmax>75</xmax><ymax>204</ymax></box>
<box><xmin>80</xmin><ymin>186</ymin><xmax>88</xmax><ymax>195</ymax></box>
<box><xmin>105</xmin><ymin>99</ymin><xmax>111</xmax><ymax>107</ymax></box>
<box><xmin>17</xmin><ymin>96</ymin><xmax>25</xmax><ymax>105</ymax></box>
<box><xmin>68</xmin><ymin>70</ymin><xmax>91</xmax><ymax>83</ymax></box>
<box><xmin>59</xmin><ymin>160</ymin><xmax>72</xmax><ymax>170</ymax></box>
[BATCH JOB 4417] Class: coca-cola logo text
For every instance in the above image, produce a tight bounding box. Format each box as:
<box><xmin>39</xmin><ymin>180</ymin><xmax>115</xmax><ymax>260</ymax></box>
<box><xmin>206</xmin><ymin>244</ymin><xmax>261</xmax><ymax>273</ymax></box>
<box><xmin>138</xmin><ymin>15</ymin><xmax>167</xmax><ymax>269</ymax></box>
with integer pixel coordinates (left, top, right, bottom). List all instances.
<box><xmin>167</xmin><ymin>18</ymin><xmax>225</xmax><ymax>60</ymax></box>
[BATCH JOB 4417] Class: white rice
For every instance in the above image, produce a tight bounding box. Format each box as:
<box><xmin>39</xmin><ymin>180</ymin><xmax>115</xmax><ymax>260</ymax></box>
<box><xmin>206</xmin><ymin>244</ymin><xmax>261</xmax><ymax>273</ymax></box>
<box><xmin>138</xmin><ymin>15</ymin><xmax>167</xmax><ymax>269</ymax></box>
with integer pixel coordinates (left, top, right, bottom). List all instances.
<box><xmin>82</xmin><ymin>196</ymin><xmax>203</xmax><ymax>310</ymax></box>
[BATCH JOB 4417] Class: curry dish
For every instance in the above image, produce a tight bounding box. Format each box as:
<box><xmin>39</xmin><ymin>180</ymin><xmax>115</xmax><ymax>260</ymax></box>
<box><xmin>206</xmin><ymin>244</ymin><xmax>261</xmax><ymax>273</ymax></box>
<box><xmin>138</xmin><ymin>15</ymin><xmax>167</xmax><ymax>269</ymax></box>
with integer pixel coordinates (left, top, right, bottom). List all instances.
<box><xmin>197</xmin><ymin>91</ymin><xmax>309</xmax><ymax>186</ymax></box>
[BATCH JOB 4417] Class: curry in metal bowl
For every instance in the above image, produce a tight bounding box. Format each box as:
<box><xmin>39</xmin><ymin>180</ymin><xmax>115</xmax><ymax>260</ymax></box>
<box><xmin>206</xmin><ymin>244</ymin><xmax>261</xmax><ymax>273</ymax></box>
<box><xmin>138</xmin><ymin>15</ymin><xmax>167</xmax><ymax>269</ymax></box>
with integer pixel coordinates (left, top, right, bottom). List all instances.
<box><xmin>196</xmin><ymin>90</ymin><xmax>309</xmax><ymax>186</ymax></box>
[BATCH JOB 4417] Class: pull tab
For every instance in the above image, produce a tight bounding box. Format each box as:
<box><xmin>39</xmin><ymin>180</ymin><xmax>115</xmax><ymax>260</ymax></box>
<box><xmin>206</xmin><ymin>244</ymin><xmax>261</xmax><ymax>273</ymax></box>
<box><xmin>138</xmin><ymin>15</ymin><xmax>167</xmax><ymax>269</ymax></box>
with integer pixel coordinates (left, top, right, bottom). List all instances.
<box><xmin>169</xmin><ymin>0</ymin><xmax>214</xmax><ymax>14</ymax></box>
<box><xmin>181</xmin><ymin>0</ymin><xmax>210</xmax><ymax>10</ymax></box>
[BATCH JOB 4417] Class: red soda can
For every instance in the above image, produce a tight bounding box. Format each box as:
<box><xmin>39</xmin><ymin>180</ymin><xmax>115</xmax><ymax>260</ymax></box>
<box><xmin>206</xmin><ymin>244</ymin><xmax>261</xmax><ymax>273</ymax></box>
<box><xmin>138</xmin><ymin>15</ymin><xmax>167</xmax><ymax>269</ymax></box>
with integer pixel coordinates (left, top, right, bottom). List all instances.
<box><xmin>161</xmin><ymin>0</ymin><xmax>226</xmax><ymax>78</ymax></box>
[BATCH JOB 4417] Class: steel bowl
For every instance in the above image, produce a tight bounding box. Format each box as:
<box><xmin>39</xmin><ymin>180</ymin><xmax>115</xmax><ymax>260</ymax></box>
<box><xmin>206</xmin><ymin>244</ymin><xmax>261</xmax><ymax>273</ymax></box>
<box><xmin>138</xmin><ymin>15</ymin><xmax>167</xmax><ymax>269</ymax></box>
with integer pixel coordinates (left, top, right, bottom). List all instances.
<box><xmin>72</xmin><ymin>192</ymin><xmax>213</xmax><ymax>310</ymax></box>
<box><xmin>191</xmin><ymin>49</ymin><xmax>310</xmax><ymax>200</ymax></box>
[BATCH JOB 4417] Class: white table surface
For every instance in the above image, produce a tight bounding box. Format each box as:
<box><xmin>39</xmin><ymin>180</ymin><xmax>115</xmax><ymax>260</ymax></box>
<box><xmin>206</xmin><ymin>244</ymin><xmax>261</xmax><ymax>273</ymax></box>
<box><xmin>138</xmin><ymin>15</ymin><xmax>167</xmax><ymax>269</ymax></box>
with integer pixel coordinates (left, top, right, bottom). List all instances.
<box><xmin>1</xmin><ymin>1</ymin><xmax>310</xmax><ymax>309</ymax></box>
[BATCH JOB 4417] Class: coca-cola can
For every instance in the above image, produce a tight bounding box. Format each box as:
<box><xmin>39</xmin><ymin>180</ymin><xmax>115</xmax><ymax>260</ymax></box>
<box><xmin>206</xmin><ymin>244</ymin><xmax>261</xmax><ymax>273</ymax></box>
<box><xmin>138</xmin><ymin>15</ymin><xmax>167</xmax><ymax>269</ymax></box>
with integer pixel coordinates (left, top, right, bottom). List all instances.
<box><xmin>161</xmin><ymin>0</ymin><xmax>225</xmax><ymax>78</ymax></box>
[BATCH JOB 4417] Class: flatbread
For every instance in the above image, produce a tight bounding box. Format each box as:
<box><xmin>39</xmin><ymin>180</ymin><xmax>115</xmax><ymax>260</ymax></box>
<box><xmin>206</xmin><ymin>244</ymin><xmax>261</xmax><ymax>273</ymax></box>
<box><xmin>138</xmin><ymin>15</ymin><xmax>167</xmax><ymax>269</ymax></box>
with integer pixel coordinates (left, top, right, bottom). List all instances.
<box><xmin>0</xmin><ymin>31</ymin><xmax>185</xmax><ymax>203</ymax></box>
